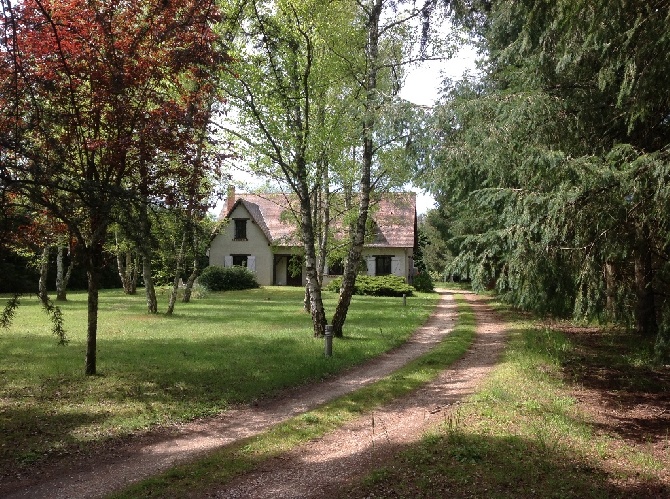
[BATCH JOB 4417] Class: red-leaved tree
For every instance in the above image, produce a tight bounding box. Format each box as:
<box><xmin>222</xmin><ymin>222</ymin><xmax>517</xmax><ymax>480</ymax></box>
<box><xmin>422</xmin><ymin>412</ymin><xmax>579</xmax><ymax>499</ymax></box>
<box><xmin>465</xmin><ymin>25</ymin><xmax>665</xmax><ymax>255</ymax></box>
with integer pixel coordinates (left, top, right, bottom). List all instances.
<box><xmin>0</xmin><ymin>0</ymin><xmax>226</xmax><ymax>374</ymax></box>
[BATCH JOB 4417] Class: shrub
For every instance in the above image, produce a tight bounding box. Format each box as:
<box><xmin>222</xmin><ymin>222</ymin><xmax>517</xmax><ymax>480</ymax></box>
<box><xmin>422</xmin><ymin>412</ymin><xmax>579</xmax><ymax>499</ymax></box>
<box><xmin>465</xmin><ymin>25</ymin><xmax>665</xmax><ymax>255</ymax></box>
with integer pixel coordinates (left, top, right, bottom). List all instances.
<box><xmin>198</xmin><ymin>265</ymin><xmax>259</xmax><ymax>292</ymax></box>
<box><xmin>412</xmin><ymin>272</ymin><xmax>434</xmax><ymax>292</ymax></box>
<box><xmin>325</xmin><ymin>275</ymin><xmax>414</xmax><ymax>297</ymax></box>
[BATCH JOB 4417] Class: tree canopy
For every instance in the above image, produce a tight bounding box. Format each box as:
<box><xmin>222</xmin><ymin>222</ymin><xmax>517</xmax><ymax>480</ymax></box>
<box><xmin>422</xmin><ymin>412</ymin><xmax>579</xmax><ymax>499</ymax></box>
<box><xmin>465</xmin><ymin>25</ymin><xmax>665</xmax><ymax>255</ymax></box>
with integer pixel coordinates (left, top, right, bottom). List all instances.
<box><xmin>0</xmin><ymin>0</ymin><xmax>227</xmax><ymax>374</ymax></box>
<box><xmin>423</xmin><ymin>0</ymin><xmax>670</xmax><ymax>359</ymax></box>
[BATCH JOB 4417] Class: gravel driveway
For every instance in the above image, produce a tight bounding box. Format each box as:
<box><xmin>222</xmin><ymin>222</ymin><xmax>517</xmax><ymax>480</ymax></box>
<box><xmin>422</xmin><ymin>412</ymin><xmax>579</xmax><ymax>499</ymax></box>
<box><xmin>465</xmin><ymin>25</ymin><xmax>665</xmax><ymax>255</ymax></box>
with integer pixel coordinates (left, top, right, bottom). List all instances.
<box><xmin>2</xmin><ymin>290</ymin><xmax>507</xmax><ymax>499</ymax></box>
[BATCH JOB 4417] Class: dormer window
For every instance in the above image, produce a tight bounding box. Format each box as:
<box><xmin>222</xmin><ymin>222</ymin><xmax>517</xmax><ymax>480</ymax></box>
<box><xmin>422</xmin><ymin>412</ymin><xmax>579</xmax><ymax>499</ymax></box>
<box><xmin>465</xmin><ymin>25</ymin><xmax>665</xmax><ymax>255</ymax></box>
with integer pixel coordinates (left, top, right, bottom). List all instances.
<box><xmin>234</xmin><ymin>219</ymin><xmax>248</xmax><ymax>240</ymax></box>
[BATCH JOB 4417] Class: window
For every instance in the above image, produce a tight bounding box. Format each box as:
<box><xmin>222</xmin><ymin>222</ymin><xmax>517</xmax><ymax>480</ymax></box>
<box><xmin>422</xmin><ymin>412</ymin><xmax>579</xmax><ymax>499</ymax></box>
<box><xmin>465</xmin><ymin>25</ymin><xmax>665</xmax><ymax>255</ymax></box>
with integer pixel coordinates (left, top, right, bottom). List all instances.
<box><xmin>232</xmin><ymin>254</ymin><xmax>248</xmax><ymax>267</ymax></box>
<box><xmin>233</xmin><ymin>219</ymin><xmax>247</xmax><ymax>240</ymax></box>
<box><xmin>375</xmin><ymin>256</ymin><xmax>392</xmax><ymax>276</ymax></box>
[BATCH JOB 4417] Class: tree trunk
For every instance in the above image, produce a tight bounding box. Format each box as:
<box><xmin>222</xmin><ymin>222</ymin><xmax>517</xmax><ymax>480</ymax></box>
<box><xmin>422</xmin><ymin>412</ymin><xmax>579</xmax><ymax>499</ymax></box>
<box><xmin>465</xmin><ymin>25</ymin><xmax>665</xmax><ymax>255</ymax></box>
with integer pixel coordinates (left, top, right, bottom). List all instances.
<box><xmin>634</xmin><ymin>225</ymin><xmax>657</xmax><ymax>336</ymax></box>
<box><xmin>331</xmin><ymin>0</ymin><xmax>381</xmax><ymax>338</ymax></box>
<box><xmin>117</xmin><ymin>250</ymin><xmax>136</xmax><ymax>294</ymax></box>
<box><xmin>138</xmin><ymin>202</ymin><xmax>157</xmax><ymax>314</ymax></box>
<box><xmin>304</xmin><ymin>285</ymin><xmax>311</xmax><ymax>313</ymax></box>
<box><xmin>56</xmin><ymin>244</ymin><xmax>74</xmax><ymax>301</ymax></box>
<box><xmin>55</xmin><ymin>245</ymin><xmax>65</xmax><ymax>301</ymax></box>
<box><xmin>297</xmin><ymin>167</ymin><xmax>327</xmax><ymax>336</ymax></box>
<box><xmin>38</xmin><ymin>246</ymin><xmax>49</xmax><ymax>306</ymax></box>
<box><xmin>166</xmin><ymin>232</ymin><xmax>187</xmax><ymax>315</ymax></box>
<box><xmin>604</xmin><ymin>261</ymin><xmax>617</xmax><ymax>320</ymax></box>
<box><xmin>301</xmin><ymin>211</ymin><xmax>327</xmax><ymax>336</ymax></box>
<box><xmin>85</xmin><ymin>265</ymin><xmax>100</xmax><ymax>376</ymax></box>
<box><xmin>315</xmin><ymin>156</ymin><xmax>330</xmax><ymax>287</ymax></box>
<box><xmin>84</xmin><ymin>232</ymin><xmax>107</xmax><ymax>376</ymax></box>
<box><xmin>142</xmin><ymin>254</ymin><xmax>157</xmax><ymax>314</ymax></box>
<box><xmin>128</xmin><ymin>252</ymin><xmax>139</xmax><ymax>294</ymax></box>
<box><xmin>182</xmin><ymin>253</ymin><xmax>199</xmax><ymax>303</ymax></box>
<box><xmin>331</xmin><ymin>184</ymin><xmax>371</xmax><ymax>337</ymax></box>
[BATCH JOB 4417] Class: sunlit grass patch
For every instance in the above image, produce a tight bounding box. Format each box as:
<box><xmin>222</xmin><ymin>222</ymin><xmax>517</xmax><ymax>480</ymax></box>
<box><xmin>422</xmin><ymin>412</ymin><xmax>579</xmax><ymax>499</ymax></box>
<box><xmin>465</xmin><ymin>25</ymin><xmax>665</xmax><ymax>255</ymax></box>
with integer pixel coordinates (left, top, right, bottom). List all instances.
<box><xmin>0</xmin><ymin>287</ymin><xmax>438</xmax><ymax>472</ymax></box>
<box><xmin>109</xmin><ymin>295</ymin><xmax>475</xmax><ymax>498</ymax></box>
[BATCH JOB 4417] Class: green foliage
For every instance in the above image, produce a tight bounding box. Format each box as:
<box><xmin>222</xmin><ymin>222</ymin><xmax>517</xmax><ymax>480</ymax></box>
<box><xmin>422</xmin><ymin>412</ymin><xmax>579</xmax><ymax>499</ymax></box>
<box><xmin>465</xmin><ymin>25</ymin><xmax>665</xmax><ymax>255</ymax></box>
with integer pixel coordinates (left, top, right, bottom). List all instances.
<box><xmin>417</xmin><ymin>210</ymin><xmax>453</xmax><ymax>276</ymax></box>
<box><xmin>1</xmin><ymin>294</ymin><xmax>20</xmax><ymax>328</ymax></box>
<box><xmin>423</xmin><ymin>0</ymin><xmax>670</xmax><ymax>358</ymax></box>
<box><xmin>412</xmin><ymin>272</ymin><xmax>434</xmax><ymax>293</ymax></box>
<box><xmin>198</xmin><ymin>265</ymin><xmax>259</xmax><ymax>292</ymax></box>
<box><xmin>40</xmin><ymin>297</ymin><xmax>67</xmax><ymax>346</ymax></box>
<box><xmin>326</xmin><ymin>275</ymin><xmax>414</xmax><ymax>297</ymax></box>
<box><xmin>2</xmin><ymin>293</ymin><xmax>67</xmax><ymax>345</ymax></box>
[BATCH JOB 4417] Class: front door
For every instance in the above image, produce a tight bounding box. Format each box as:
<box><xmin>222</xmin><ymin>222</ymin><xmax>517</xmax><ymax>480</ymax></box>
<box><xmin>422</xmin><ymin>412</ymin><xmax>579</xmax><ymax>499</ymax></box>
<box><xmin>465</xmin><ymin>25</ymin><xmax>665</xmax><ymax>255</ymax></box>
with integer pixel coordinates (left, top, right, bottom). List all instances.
<box><xmin>273</xmin><ymin>254</ymin><xmax>303</xmax><ymax>286</ymax></box>
<box><xmin>286</xmin><ymin>262</ymin><xmax>302</xmax><ymax>286</ymax></box>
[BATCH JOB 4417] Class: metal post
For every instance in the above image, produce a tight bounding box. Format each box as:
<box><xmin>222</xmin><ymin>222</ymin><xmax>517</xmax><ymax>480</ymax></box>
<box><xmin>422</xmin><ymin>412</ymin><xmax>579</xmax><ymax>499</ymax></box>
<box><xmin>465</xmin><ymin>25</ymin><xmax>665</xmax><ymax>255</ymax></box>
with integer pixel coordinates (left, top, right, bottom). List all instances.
<box><xmin>403</xmin><ymin>293</ymin><xmax>407</xmax><ymax>306</ymax></box>
<box><xmin>324</xmin><ymin>324</ymin><xmax>333</xmax><ymax>357</ymax></box>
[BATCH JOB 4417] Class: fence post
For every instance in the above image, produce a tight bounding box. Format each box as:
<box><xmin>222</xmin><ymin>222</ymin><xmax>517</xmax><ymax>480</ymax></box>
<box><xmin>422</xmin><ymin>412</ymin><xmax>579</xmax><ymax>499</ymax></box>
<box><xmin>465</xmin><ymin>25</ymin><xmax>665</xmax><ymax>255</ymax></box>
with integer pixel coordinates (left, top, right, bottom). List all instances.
<box><xmin>324</xmin><ymin>324</ymin><xmax>333</xmax><ymax>357</ymax></box>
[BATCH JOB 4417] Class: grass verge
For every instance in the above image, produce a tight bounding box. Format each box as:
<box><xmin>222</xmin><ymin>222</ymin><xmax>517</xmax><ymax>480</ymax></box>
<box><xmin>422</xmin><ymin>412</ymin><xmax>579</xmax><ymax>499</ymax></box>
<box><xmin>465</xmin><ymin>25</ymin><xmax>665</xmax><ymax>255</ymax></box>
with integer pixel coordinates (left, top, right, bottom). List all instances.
<box><xmin>108</xmin><ymin>295</ymin><xmax>476</xmax><ymax>498</ymax></box>
<box><xmin>0</xmin><ymin>287</ymin><xmax>438</xmax><ymax>472</ymax></box>
<box><xmin>347</xmin><ymin>304</ymin><xmax>670</xmax><ymax>498</ymax></box>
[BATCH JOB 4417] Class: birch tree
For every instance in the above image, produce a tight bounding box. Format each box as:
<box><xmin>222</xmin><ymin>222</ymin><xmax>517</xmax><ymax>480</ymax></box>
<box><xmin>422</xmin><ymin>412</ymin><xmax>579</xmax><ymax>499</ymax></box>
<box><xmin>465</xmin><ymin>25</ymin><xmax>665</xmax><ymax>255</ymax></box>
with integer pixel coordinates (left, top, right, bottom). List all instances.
<box><xmin>219</xmin><ymin>0</ymin><xmax>360</xmax><ymax>336</ymax></box>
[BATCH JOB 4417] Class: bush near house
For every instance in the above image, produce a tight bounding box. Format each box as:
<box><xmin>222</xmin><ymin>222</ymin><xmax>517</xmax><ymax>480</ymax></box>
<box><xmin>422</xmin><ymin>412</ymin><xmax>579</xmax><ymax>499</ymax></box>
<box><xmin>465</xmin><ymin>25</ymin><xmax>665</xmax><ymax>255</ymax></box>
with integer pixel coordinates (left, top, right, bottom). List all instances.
<box><xmin>412</xmin><ymin>272</ymin><xmax>434</xmax><ymax>293</ymax></box>
<box><xmin>326</xmin><ymin>275</ymin><xmax>414</xmax><ymax>297</ymax></box>
<box><xmin>198</xmin><ymin>265</ymin><xmax>259</xmax><ymax>291</ymax></box>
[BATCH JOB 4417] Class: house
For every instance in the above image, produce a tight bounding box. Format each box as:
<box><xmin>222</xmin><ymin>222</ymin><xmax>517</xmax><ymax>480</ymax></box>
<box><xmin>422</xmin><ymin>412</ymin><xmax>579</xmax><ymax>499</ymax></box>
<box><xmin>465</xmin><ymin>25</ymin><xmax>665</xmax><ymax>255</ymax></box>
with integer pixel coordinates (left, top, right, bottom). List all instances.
<box><xmin>208</xmin><ymin>187</ymin><xmax>418</xmax><ymax>286</ymax></box>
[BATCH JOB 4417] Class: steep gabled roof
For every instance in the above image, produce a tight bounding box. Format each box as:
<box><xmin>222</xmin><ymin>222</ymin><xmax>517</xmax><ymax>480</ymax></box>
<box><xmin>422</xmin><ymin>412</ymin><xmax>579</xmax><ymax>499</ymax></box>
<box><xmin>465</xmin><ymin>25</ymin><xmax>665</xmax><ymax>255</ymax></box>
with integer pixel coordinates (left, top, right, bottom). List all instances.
<box><xmin>219</xmin><ymin>191</ymin><xmax>416</xmax><ymax>249</ymax></box>
<box><xmin>368</xmin><ymin>192</ymin><xmax>416</xmax><ymax>248</ymax></box>
<box><xmin>221</xmin><ymin>194</ymin><xmax>301</xmax><ymax>246</ymax></box>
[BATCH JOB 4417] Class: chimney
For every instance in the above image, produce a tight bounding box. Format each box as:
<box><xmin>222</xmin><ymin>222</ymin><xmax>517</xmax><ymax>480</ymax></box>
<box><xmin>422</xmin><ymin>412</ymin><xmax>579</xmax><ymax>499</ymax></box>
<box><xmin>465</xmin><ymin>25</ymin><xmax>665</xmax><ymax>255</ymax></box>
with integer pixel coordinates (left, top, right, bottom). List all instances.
<box><xmin>226</xmin><ymin>185</ymin><xmax>236</xmax><ymax>213</ymax></box>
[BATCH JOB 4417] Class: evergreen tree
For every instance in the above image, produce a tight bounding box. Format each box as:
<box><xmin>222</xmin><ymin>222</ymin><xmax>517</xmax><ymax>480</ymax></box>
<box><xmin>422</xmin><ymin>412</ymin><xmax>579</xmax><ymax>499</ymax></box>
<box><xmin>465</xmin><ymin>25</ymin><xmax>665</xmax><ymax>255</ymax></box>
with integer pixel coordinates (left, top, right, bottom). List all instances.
<box><xmin>423</xmin><ymin>0</ymin><xmax>670</xmax><ymax>359</ymax></box>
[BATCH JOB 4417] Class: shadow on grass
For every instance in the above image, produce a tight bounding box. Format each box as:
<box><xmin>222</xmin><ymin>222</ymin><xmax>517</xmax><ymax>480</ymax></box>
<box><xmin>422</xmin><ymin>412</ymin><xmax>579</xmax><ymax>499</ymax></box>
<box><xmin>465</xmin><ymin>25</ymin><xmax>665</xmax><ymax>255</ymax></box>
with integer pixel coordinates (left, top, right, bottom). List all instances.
<box><xmin>546</xmin><ymin>328</ymin><xmax>670</xmax><ymax>446</ymax></box>
<box><xmin>0</xmin><ymin>287</ymin><xmax>442</xmax><ymax>480</ymax></box>
<box><xmin>342</xmin><ymin>429</ymin><xmax>668</xmax><ymax>498</ymax></box>
<box><xmin>0</xmin><ymin>331</ymin><xmax>382</xmax><ymax>473</ymax></box>
<box><xmin>0</xmin><ymin>407</ymin><xmax>107</xmax><ymax>469</ymax></box>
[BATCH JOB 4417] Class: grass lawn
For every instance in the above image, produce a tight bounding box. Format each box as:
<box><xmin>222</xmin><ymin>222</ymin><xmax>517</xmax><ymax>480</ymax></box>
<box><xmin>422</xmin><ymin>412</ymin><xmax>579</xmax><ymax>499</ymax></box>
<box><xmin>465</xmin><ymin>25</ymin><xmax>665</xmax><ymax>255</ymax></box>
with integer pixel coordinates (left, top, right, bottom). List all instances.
<box><xmin>0</xmin><ymin>286</ymin><xmax>439</xmax><ymax>471</ymax></box>
<box><xmin>111</xmin><ymin>294</ymin><xmax>476</xmax><ymax>498</ymax></box>
<box><xmin>346</xmin><ymin>306</ymin><xmax>670</xmax><ymax>498</ymax></box>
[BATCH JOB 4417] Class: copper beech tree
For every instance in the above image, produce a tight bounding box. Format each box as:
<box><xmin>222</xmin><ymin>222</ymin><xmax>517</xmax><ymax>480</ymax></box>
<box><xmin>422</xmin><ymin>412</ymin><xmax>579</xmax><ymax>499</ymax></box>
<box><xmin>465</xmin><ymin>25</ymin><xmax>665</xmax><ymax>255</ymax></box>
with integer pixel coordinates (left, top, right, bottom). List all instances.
<box><xmin>0</xmin><ymin>0</ymin><xmax>227</xmax><ymax>375</ymax></box>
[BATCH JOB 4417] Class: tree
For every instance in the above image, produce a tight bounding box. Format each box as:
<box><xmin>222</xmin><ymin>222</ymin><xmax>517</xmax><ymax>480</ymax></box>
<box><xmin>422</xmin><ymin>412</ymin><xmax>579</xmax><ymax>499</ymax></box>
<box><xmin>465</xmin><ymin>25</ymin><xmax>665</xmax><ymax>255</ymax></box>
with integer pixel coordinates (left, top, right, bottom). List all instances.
<box><xmin>222</xmin><ymin>0</ymin><xmax>454</xmax><ymax>337</ymax></box>
<box><xmin>219</xmin><ymin>0</ymin><xmax>363</xmax><ymax>336</ymax></box>
<box><xmin>417</xmin><ymin>211</ymin><xmax>452</xmax><ymax>277</ymax></box>
<box><xmin>0</xmin><ymin>0</ymin><xmax>226</xmax><ymax>374</ymax></box>
<box><xmin>110</xmin><ymin>224</ymin><xmax>140</xmax><ymax>294</ymax></box>
<box><xmin>54</xmin><ymin>236</ymin><xmax>75</xmax><ymax>301</ymax></box>
<box><xmin>423</xmin><ymin>0</ymin><xmax>670</xmax><ymax>359</ymax></box>
<box><xmin>331</xmin><ymin>0</ymin><xmax>448</xmax><ymax>337</ymax></box>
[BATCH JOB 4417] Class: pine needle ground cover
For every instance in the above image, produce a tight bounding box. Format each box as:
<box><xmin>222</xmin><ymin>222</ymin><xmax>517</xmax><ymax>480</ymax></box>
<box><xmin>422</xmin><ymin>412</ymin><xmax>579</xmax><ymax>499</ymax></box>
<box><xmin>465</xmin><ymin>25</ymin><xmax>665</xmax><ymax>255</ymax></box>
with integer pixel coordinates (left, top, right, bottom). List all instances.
<box><xmin>0</xmin><ymin>287</ymin><xmax>438</xmax><ymax>472</ymax></box>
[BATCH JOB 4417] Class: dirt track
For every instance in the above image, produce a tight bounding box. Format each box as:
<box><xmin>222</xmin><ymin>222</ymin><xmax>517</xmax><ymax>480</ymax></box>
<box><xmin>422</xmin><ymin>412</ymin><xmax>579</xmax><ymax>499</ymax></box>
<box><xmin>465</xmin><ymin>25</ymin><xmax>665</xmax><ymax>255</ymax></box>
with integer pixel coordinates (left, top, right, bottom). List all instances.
<box><xmin>1</xmin><ymin>290</ymin><xmax>507</xmax><ymax>498</ymax></box>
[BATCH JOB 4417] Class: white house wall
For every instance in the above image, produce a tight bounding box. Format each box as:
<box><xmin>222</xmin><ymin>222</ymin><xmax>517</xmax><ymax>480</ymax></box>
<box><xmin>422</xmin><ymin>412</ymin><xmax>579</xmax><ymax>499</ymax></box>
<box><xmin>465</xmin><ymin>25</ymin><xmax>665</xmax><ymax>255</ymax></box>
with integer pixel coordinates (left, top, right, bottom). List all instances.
<box><xmin>210</xmin><ymin>204</ymin><xmax>415</xmax><ymax>287</ymax></box>
<box><xmin>322</xmin><ymin>247</ymin><xmax>415</xmax><ymax>286</ymax></box>
<box><xmin>208</xmin><ymin>204</ymin><xmax>275</xmax><ymax>286</ymax></box>
<box><xmin>361</xmin><ymin>247</ymin><xmax>413</xmax><ymax>279</ymax></box>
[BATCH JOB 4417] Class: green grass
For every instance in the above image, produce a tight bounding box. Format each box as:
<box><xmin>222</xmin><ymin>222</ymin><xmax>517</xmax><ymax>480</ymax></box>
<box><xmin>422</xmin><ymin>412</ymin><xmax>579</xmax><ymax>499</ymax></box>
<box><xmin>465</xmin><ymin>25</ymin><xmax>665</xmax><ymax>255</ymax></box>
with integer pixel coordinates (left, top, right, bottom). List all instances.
<box><xmin>0</xmin><ymin>286</ymin><xmax>438</xmax><ymax>470</ymax></box>
<box><xmin>109</xmin><ymin>295</ymin><xmax>476</xmax><ymax>498</ymax></box>
<box><xmin>348</xmin><ymin>308</ymin><xmax>669</xmax><ymax>498</ymax></box>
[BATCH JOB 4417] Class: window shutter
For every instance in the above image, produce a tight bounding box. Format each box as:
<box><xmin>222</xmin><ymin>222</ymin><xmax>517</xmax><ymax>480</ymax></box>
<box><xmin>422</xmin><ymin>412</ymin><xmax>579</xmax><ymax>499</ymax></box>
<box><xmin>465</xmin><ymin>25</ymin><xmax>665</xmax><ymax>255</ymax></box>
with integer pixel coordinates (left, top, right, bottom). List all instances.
<box><xmin>224</xmin><ymin>255</ymin><xmax>233</xmax><ymax>267</ymax></box>
<box><xmin>247</xmin><ymin>256</ymin><xmax>256</xmax><ymax>272</ymax></box>
<box><xmin>366</xmin><ymin>256</ymin><xmax>376</xmax><ymax>276</ymax></box>
<box><xmin>391</xmin><ymin>257</ymin><xmax>401</xmax><ymax>276</ymax></box>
